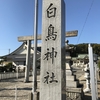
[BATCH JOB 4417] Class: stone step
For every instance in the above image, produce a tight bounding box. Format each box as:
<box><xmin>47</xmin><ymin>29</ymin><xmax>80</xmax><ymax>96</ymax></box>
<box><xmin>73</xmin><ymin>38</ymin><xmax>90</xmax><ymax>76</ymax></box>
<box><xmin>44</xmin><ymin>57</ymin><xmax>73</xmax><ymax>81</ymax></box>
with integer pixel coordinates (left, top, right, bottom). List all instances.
<box><xmin>66</xmin><ymin>75</ymin><xmax>76</xmax><ymax>81</ymax></box>
<box><xmin>37</xmin><ymin>80</ymin><xmax>40</xmax><ymax>89</ymax></box>
<box><xmin>66</xmin><ymin>70</ymin><xmax>72</xmax><ymax>75</ymax></box>
<box><xmin>66</xmin><ymin>80</ymin><xmax>79</xmax><ymax>88</ymax></box>
<box><xmin>37</xmin><ymin>75</ymin><xmax>40</xmax><ymax>80</ymax></box>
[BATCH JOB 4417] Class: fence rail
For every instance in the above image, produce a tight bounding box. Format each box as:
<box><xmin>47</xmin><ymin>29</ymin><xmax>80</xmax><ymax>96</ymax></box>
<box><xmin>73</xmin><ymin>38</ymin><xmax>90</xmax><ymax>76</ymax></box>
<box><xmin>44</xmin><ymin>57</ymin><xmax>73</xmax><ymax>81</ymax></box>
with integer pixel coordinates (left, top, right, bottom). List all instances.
<box><xmin>0</xmin><ymin>72</ymin><xmax>32</xmax><ymax>80</ymax></box>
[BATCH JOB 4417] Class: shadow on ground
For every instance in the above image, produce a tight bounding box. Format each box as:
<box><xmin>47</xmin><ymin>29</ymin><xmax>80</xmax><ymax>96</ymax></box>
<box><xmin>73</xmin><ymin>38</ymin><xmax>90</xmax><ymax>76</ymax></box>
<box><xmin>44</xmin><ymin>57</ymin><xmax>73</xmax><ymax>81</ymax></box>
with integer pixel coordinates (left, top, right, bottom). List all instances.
<box><xmin>84</xmin><ymin>95</ymin><xmax>91</xmax><ymax>100</ymax></box>
<box><xmin>84</xmin><ymin>95</ymin><xmax>100</xmax><ymax>100</ymax></box>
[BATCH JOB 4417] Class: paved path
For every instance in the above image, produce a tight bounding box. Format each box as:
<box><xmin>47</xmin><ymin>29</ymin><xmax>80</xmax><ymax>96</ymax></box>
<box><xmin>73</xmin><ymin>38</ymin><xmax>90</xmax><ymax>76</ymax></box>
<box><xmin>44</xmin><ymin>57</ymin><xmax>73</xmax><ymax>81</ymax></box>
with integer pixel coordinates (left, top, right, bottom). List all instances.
<box><xmin>0</xmin><ymin>77</ymin><xmax>33</xmax><ymax>100</ymax></box>
<box><xmin>0</xmin><ymin>76</ymin><xmax>100</xmax><ymax>100</ymax></box>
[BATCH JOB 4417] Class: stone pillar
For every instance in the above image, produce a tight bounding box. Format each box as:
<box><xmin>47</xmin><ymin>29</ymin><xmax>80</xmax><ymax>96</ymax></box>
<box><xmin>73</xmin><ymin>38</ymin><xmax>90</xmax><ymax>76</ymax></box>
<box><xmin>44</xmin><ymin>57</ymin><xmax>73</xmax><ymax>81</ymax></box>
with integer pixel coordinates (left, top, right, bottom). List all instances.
<box><xmin>40</xmin><ymin>0</ymin><xmax>66</xmax><ymax>100</ymax></box>
<box><xmin>66</xmin><ymin>52</ymin><xmax>72</xmax><ymax>73</ymax></box>
<box><xmin>24</xmin><ymin>40</ymin><xmax>31</xmax><ymax>82</ymax></box>
<box><xmin>88</xmin><ymin>44</ymin><xmax>98</xmax><ymax>100</ymax></box>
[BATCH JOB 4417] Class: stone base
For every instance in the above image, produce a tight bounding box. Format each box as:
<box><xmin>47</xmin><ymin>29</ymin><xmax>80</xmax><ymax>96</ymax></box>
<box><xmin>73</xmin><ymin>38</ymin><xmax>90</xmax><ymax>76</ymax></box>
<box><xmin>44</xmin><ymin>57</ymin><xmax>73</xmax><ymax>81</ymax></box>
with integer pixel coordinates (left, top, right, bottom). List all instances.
<box><xmin>33</xmin><ymin>88</ymin><xmax>84</xmax><ymax>100</ymax></box>
<box><xmin>66</xmin><ymin>87</ymin><xmax>84</xmax><ymax>100</ymax></box>
<box><xmin>29</xmin><ymin>92</ymin><xmax>39</xmax><ymax>100</ymax></box>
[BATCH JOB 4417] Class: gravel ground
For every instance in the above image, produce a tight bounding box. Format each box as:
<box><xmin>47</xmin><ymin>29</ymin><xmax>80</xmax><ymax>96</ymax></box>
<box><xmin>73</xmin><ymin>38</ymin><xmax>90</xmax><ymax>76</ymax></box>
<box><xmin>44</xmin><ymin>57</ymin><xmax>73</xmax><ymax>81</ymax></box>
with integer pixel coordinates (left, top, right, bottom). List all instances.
<box><xmin>0</xmin><ymin>76</ymin><xmax>100</xmax><ymax>100</ymax></box>
<box><xmin>0</xmin><ymin>77</ymin><xmax>33</xmax><ymax>100</ymax></box>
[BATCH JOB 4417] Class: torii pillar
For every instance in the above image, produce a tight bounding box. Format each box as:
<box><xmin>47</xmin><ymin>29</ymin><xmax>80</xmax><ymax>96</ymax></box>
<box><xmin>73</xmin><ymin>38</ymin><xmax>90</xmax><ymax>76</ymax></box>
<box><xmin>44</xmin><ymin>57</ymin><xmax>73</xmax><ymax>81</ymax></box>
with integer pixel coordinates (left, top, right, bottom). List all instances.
<box><xmin>24</xmin><ymin>40</ymin><xmax>31</xmax><ymax>82</ymax></box>
<box><xmin>18</xmin><ymin>30</ymin><xmax>78</xmax><ymax>83</ymax></box>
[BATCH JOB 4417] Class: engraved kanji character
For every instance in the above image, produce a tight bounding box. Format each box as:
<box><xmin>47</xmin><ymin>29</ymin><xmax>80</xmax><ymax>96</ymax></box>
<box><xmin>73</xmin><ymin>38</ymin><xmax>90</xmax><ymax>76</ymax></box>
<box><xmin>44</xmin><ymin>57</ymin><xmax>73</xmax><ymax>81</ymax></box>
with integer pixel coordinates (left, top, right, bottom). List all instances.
<box><xmin>45</xmin><ymin>24</ymin><xmax>57</xmax><ymax>41</ymax></box>
<box><xmin>49</xmin><ymin>72</ymin><xmax>58</xmax><ymax>83</ymax></box>
<box><xmin>47</xmin><ymin>3</ymin><xmax>56</xmax><ymax>18</ymax></box>
<box><xmin>43</xmin><ymin>47</ymin><xmax>57</xmax><ymax>64</ymax></box>
<box><xmin>43</xmin><ymin>48</ymin><xmax>50</xmax><ymax>60</ymax></box>
<box><xmin>44</xmin><ymin>72</ymin><xmax>49</xmax><ymax>84</ymax></box>
<box><xmin>50</xmin><ymin>47</ymin><xmax>57</xmax><ymax>64</ymax></box>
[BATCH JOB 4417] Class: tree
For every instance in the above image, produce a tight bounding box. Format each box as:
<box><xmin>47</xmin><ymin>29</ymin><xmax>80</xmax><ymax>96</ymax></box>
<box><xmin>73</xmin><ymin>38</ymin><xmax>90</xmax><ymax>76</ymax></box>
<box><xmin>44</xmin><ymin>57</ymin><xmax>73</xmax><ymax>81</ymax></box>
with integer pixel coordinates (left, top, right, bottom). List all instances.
<box><xmin>4</xmin><ymin>62</ymin><xmax>13</xmax><ymax>72</ymax></box>
<box><xmin>69</xmin><ymin>43</ymin><xmax>100</xmax><ymax>57</ymax></box>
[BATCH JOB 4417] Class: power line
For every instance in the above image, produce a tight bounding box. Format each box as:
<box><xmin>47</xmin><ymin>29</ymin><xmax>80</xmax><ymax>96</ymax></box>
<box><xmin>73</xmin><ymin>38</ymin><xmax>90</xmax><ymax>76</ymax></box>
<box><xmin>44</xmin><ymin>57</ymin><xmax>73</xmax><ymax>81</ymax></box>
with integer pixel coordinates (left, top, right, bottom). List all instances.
<box><xmin>0</xmin><ymin>49</ymin><xmax>8</xmax><ymax>51</ymax></box>
<box><xmin>77</xmin><ymin>0</ymin><xmax>94</xmax><ymax>43</ymax></box>
<box><xmin>0</xmin><ymin>49</ymin><xmax>10</xmax><ymax>50</ymax></box>
<box><xmin>0</xmin><ymin>49</ymin><xmax>11</xmax><ymax>54</ymax></box>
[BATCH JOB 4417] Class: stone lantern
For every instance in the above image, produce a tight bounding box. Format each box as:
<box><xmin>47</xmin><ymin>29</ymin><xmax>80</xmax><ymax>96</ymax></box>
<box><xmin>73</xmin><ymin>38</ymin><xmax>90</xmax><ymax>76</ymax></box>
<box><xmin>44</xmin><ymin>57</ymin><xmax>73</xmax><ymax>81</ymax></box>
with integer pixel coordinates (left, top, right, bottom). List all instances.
<box><xmin>65</xmin><ymin>40</ymin><xmax>78</xmax><ymax>88</ymax></box>
<box><xmin>83</xmin><ymin>63</ymin><xmax>90</xmax><ymax>93</ymax></box>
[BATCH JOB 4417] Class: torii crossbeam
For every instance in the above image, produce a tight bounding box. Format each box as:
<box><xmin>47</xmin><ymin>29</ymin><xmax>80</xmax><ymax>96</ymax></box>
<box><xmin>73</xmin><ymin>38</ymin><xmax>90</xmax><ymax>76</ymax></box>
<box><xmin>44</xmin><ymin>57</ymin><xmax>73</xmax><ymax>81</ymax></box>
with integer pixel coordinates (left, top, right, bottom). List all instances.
<box><xmin>18</xmin><ymin>30</ymin><xmax>78</xmax><ymax>42</ymax></box>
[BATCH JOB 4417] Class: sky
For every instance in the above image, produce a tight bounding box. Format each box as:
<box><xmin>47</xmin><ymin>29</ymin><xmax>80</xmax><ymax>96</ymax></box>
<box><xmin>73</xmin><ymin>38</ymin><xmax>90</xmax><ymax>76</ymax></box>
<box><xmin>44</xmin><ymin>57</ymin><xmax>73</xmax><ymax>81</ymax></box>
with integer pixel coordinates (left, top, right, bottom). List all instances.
<box><xmin>0</xmin><ymin>0</ymin><xmax>100</xmax><ymax>56</ymax></box>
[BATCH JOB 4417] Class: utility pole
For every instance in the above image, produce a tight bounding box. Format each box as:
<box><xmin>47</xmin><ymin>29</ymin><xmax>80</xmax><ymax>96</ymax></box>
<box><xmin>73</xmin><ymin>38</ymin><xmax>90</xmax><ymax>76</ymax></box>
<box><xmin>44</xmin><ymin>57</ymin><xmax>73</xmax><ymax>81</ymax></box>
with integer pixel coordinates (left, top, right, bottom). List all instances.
<box><xmin>8</xmin><ymin>49</ymin><xmax>10</xmax><ymax>54</ymax></box>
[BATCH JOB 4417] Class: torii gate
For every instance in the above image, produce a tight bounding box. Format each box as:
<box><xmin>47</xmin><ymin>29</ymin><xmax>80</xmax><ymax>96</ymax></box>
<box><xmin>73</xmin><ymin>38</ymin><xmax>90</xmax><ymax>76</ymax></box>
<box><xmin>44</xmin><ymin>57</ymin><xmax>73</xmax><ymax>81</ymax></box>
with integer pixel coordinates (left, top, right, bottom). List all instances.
<box><xmin>18</xmin><ymin>30</ymin><xmax>78</xmax><ymax>82</ymax></box>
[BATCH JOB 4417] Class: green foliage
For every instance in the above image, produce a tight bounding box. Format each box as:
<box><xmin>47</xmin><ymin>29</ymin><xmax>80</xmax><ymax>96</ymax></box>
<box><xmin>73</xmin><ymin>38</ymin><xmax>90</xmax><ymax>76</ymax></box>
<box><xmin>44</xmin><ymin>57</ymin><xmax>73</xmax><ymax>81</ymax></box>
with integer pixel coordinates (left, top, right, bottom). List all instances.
<box><xmin>92</xmin><ymin>44</ymin><xmax>100</xmax><ymax>56</ymax></box>
<box><xmin>69</xmin><ymin>43</ymin><xmax>100</xmax><ymax>57</ymax></box>
<box><xmin>0</xmin><ymin>60</ymin><xmax>3</xmax><ymax>64</ymax></box>
<box><xmin>0</xmin><ymin>57</ymin><xmax>7</xmax><ymax>61</ymax></box>
<box><xmin>4</xmin><ymin>62</ymin><xmax>13</xmax><ymax>72</ymax></box>
<box><xmin>97</xmin><ymin>60</ymin><xmax>100</xmax><ymax>69</ymax></box>
<box><xmin>4</xmin><ymin>62</ymin><xmax>12</xmax><ymax>68</ymax></box>
<box><xmin>75</xmin><ymin>43</ymin><xmax>88</xmax><ymax>54</ymax></box>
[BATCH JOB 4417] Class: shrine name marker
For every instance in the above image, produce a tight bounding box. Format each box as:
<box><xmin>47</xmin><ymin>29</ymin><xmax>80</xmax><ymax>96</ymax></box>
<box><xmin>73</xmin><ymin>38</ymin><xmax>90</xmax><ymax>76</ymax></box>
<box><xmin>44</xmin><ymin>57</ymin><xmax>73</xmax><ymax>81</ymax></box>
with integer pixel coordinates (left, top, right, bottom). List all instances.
<box><xmin>40</xmin><ymin>0</ymin><xmax>66</xmax><ymax>100</ymax></box>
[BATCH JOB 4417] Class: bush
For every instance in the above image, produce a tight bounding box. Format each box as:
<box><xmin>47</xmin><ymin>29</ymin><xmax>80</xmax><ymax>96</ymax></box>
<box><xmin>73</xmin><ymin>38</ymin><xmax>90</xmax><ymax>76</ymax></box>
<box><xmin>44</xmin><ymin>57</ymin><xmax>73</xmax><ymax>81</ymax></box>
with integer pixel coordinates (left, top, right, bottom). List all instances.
<box><xmin>4</xmin><ymin>62</ymin><xmax>13</xmax><ymax>72</ymax></box>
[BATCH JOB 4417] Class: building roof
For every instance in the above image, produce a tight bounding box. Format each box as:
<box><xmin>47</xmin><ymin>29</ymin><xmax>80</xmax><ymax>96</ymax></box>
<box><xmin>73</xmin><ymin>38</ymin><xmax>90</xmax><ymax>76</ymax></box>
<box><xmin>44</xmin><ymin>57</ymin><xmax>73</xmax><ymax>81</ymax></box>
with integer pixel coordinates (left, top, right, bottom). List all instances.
<box><xmin>77</xmin><ymin>54</ymin><xmax>88</xmax><ymax>59</ymax></box>
<box><xmin>0</xmin><ymin>42</ymin><xmax>41</xmax><ymax>61</ymax></box>
<box><xmin>72</xmin><ymin>53</ymin><xmax>98</xmax><ymax>61</ymax></box>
